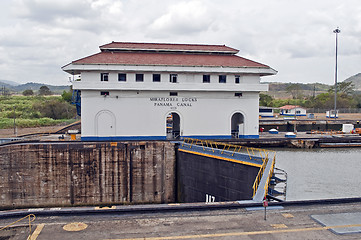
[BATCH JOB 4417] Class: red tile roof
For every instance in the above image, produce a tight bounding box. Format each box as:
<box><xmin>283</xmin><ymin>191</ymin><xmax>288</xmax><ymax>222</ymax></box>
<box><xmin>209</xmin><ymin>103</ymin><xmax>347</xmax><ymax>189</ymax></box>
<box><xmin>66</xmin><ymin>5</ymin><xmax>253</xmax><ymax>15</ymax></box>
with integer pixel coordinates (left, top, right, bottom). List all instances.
<box><xmin>279</xmin><ymin>105</ymin><xmax>303</xmax><ymax>110</ymax></box>
<box><xmin>100</xmin><ymin>42</ymin><xmax>239</xmax><ymax>54</ymax></box>
<box><xmin>71</xmin><ymin>51</ymin><xmax>270</xmax><ymax>68</ymax></box>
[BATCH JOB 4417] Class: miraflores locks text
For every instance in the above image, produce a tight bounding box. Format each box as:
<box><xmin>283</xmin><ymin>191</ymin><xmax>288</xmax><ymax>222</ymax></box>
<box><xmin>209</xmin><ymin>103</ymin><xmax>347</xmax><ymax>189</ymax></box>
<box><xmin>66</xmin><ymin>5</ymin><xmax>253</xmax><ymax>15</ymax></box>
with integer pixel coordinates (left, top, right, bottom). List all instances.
<box><xmin>150</xmin><ymin>97</ymin><xmax>197</xmax><ymax>107</ymax></box>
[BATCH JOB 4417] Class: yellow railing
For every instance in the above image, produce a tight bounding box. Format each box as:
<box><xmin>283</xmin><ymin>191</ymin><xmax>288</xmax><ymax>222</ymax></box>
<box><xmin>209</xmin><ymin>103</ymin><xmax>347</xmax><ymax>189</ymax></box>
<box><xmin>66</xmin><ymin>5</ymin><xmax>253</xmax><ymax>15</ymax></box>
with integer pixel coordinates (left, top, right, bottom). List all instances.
<box><xmin>181</xmin><ymin>138</ymin><xmax>276</xmax><ymax>199</ymax></box>
<box><xmin>252</xmin><ymin>155</ymin><xmax>276</xmax><ymax>198</ymax></box>
<box><xmin>310</xmin><ymin>130</ymin><xmax>343</xmax><ymax>135</ymax></box>
<box><xmin>0</xmin><ymin>214</ymin><xmax>36</xmax><ymax>239</ymax></box>
<box><xmin>252</xmin><ymin>157</ymin><xmax>269</xmax><ymax>197</ymax></box>
<box><xmin>182</xmin><ymin>138</ymin><xmax>273</xmax><ymax>163</ymax></box>
<box><xmin>263</xmin><ymin>155</ymin><xmax>276</xmax><ymax>198</ymax></box>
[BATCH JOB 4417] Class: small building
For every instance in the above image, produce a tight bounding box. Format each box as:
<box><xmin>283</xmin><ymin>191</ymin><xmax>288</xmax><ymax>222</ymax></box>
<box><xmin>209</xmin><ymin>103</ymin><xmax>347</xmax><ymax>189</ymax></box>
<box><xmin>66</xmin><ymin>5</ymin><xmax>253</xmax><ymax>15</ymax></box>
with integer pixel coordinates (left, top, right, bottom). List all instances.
<box><xmin>326</xmin><ymin>110</ymin><xmax>338</xmax><ymax>118</ymax></box>
<box><xmin>259</xmin><ymin>107</ymin><xmax>274</xmax><ymax>118</ymax></box>
<box><xmin>279</xmin><ymin>105</ymin><xmax>306</xmax><ymax>116</ymax></box>
<box><xmin>62</xmin><ymin>42</ymin><xmax>276</xmax><ymax>140</ymax></box>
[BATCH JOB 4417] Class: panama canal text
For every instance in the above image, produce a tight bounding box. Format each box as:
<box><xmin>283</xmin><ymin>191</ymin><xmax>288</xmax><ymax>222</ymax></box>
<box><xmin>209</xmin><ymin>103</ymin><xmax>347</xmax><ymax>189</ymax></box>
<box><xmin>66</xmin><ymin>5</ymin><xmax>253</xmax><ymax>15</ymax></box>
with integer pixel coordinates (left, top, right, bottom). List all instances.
<box><xmin>150</xmin><ymin>97</ymin><xmax>197</xmax><ymax>107</ymax></box>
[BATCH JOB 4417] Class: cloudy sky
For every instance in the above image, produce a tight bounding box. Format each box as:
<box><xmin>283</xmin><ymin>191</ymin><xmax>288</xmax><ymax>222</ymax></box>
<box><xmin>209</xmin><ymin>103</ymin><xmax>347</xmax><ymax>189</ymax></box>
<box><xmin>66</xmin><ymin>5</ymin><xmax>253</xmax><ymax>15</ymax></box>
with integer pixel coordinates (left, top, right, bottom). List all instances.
<box><xmin>0</xmin><ymin>0</ymin><xmax>360</xmax><ymax>86</ymax></box>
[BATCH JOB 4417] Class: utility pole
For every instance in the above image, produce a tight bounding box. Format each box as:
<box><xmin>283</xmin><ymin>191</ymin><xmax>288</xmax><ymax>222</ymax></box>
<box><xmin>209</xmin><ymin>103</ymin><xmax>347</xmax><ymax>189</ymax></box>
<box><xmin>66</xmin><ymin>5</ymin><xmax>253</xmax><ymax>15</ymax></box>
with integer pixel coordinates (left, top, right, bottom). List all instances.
<box><xmin>333</xmin><ymin>27</ymin><xmax>340</xmax><ymax>120</ymax></box>
<box><xmin>13</xmin><ymin>106</ymin><xmax>17</xmax><ymax>136</ymax></box>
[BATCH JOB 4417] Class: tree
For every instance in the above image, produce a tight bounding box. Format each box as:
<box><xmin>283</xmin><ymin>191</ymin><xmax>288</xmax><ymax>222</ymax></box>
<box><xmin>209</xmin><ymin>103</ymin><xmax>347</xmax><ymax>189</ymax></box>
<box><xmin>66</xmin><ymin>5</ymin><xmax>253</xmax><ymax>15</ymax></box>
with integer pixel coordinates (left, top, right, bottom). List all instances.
<box><xmin>38</xmin><ymin>85</ymin><xmax>52</xmax><ymax>95</ymax></box>
<box><xmin>259</xmin><ymin>93</ymin><xmax>274</xmax><ymax>107</ymax></box>
<box><xmin>286</xmin><ymin>84</ymin><xmax>303</xmax><ymax>99</ymax></box>
<box><xmin>22</xmin><ymin>89</ymin><xmax>34</xmax><ymax>96</ymax></box>
<box><xmin>61</xmin><ymin>87</ymin><xmax>73</xmax><ymax>103</ymax></box>
<box><xmin>328</xmin><ymin>81</ymin><xmax>354</xmax><ymax>96</ymax></box>
<box><xmin>34</xmin><ymin>99</ymin><xmax>76</xmax><ymax>119</ymax></box>
<box><xmin>308</xmin><ymin>90</ymin><xmax>356</xmax><ymax>109</ymax></box>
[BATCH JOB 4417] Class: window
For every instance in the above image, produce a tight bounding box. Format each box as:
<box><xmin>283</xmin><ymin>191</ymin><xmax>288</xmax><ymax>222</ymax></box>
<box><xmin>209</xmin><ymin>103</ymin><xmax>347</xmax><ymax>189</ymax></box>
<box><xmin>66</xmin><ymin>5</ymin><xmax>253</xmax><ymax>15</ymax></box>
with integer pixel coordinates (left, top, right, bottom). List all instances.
<box><xmin>203</xmin><ymin>75</ymin><xmax>210</xmax><ymax>83</ymax></box>
<box><xmin>259</xmin><ymin>108</ymin><xmax>272</xmax><ymax>113</ymax></box>
<box><xmin>235</xmin><ymin>75</ymin><xmax>240</xmax><ymax>84</ymax></box>
<box><xmin>219</xmin><ymin>75</ymin><xmax>226</xmax><ymax>83</ymax></box>
<box><xmin>153</xmin><ymin>74</ymin><xmax>161</xmax><ymax>82</ymax></box>
<box><xmin>118</xmin><ymin>73</ymin><xmax>126</xmax><ymax>82</ymax></box>
<box><xmin>136</xmin><ymin>74</ymin><xmax>144</xmax><ymax>82</ymax></box>
<box><xmin>235</xmin><ymin>92</ymin><xmax>242</xmax><ymax>97</ymax></box>
<box><xmin>170</xmin><ymin>74</ymin><xmax>178</xmax><ymax>83</ymax></box>
<box><xmin>170</xmin><ymin>92</ymin><xmax>178</xmax><ymax>96</ymax></box>
<box><xmin>101</xmin><ymin>73</ymin><xmax>109</xmax><ymax>81</ymax></box>
<box><xmin>101</xmin><ymin>91</ymin><xmax>109</xmax><ymax>96</ymax></box>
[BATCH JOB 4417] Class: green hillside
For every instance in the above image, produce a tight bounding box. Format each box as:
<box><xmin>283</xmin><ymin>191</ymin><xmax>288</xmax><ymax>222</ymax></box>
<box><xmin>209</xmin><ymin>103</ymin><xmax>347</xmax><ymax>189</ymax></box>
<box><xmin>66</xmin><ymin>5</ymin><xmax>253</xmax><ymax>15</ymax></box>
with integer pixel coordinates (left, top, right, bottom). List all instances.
<box><xmin>0</xmin><ymin>81</ymin><xmax>70</xmax><ymax>95</ymax></box>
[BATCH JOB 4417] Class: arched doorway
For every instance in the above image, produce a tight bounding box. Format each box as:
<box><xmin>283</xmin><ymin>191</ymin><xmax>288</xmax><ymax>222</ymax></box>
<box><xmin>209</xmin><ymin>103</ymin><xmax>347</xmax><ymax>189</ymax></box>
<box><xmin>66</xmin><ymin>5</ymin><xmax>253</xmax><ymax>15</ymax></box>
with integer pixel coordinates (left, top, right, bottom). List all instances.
<box><xmin>95</xmin><ymin>110</ymin><xmax>116</xmax><ymax>136</ymax></box>
<box><xmin>231</xmin><ymin>112</ymin><xmax>244</xmax><ymax>138</ymax></box>
<box><xmin>166</xmin><ymin>112</ymin><xmax>181</xmax><ymax>139</ymax></box>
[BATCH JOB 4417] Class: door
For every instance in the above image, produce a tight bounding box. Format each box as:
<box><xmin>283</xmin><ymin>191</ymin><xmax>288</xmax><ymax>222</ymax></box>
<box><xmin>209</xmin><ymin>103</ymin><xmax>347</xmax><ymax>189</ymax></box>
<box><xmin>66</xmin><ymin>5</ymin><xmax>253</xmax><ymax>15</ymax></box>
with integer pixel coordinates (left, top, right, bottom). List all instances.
<box><xmin>166</xmin><ymin>112</ymin><xmax>181</xmax><ymax>139</ymax></box>
<box><xmin>231</xmin><ymin>113</ymin><xmax>244</xmax><ymax>138</ymax></box>
<box><xmin>96</xmin><ymin>110</ymin><xmax>116</xmax><ymax>136</ymax></box>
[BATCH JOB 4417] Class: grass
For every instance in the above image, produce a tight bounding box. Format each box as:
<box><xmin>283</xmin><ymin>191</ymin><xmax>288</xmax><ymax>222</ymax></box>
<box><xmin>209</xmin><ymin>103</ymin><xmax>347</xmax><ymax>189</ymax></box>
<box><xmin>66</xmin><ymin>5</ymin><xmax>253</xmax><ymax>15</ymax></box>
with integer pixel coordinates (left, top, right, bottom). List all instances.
<box><xmin>0</xmin><ymin>95</ymin><xmax>77</xmax><ymax>129</ymax></box>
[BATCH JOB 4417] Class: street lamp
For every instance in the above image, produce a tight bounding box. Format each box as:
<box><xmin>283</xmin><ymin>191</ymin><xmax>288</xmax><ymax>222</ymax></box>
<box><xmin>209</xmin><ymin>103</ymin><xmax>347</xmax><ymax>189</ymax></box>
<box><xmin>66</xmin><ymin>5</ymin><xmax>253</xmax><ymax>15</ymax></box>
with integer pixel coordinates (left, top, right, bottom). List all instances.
<box><xmin>333</xmin><ymin>27</ymin><xmax>340</xmax><ymax>120</ymax></box>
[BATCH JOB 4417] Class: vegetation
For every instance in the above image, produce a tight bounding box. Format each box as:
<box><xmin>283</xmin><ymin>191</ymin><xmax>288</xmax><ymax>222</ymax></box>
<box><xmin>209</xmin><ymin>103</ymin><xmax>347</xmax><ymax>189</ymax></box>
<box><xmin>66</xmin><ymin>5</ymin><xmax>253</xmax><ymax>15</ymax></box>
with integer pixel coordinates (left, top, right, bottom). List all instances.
<box><xmin>260</xmin><ymin>81</ymin><xmax>361</xmax><ymax>109</ymax></box>
<box><xmin>38</xmin><ymin>85</ymin><xmax>52</xmax><ymax>95</ymax></box>
<box><xmin>0</xmin><ymin>80</ymin><xmax>70</xmax><ymax>95</ymax></box>
<box><xmin>61</xmin><ymin>86</ymin><xmax>73</xmax><ymax>103</ymax></box>
<box><xmin>0</xmin><ymin>95</ymin><xmax>77</xmax><ymax>129</ymax></box>
<box><xmin>22</xmin><ymin>89</ymin><xmax>34</xmax><ymax>96</ymax></box>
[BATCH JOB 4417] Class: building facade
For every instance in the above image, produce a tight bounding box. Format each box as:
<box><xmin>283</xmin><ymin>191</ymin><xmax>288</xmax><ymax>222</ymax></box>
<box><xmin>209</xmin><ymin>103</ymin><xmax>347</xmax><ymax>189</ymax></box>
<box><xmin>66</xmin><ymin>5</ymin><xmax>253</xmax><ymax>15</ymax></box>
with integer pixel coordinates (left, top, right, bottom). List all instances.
<box><xmin>62</xmin><ymin>42</ymin><xmax>276</xmax><ymax>140</ymax></box>
<box><xmin>279</xmin><ymin>105</ymin><xmax>307</xmax><ymax>116</ymax></box>
<box><xmin>259</xmin><ymin>107</ymin><xmax>275</xmax><ymax>118</ymax></box>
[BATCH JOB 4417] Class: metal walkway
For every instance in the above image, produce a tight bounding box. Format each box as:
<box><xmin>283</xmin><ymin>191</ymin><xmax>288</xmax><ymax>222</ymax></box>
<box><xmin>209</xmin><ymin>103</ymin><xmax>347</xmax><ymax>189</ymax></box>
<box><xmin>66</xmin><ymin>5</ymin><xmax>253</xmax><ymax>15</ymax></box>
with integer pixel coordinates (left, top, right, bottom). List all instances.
<box><xmin>178</xmin><ymin>138</ymin><xmax>277</xmax><ymax>202</ymax></box>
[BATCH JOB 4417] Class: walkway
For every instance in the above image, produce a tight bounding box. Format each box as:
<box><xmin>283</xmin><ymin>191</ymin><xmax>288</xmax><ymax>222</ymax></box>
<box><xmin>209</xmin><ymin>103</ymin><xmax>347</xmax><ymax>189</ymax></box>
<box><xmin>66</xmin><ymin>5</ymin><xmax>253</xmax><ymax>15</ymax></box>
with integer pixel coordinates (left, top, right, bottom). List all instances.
<box><xmin>1</xmin><ymin>199</ymin><xmax>361</xmax><ymax>239</ymax></box>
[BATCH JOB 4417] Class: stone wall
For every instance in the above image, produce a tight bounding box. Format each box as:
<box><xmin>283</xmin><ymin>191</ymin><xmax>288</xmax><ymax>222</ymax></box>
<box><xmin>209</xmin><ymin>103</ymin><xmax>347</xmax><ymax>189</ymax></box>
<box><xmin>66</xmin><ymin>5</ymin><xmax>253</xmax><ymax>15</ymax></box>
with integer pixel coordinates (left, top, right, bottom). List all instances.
<box><xmin>0</xmin><ymin>141</ymin><xmax>176</xmax><ymax>209</ymax></box>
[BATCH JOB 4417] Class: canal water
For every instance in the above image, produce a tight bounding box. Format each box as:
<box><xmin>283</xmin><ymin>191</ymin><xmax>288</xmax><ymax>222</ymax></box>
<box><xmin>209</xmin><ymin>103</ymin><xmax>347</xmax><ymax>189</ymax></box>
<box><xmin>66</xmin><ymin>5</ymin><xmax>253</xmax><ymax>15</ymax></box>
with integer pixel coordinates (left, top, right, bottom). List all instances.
<box><xmin>274</xmin><ymin>147</ymin><xmax>361</xmax><ymax>201</ymax></box>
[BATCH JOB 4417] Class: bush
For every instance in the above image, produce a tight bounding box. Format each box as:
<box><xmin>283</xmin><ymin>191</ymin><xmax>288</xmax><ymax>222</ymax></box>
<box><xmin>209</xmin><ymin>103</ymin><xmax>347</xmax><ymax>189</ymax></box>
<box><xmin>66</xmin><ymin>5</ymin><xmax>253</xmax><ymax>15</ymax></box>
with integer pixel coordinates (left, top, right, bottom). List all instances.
<box><xmin>38</xmin><ymin>86</ymin><xmax>52</xmax><ymax>95</ymax></box>
<box><xmin>34</xmin><ymin>99</ymin><xmax>76</xmax><ymax>119</ymax></box>
<box><xmin>0</xmin><ymin>95</ymin><xmax>77</xmax><ymax>129</ymax></box>
<box><xmin>0</xmin><ymin>118</ymin><xmax>67</xmax><ymax>129</ymax></box>
<box><xmin>62</xmin><ymin>89</ymin><xmax>73</xmax><ymax>103</ymax></box>
<box><xmin>23</xmin><ymin>89</ymin><xmax>34</xmax><ymax>96</ymax></box>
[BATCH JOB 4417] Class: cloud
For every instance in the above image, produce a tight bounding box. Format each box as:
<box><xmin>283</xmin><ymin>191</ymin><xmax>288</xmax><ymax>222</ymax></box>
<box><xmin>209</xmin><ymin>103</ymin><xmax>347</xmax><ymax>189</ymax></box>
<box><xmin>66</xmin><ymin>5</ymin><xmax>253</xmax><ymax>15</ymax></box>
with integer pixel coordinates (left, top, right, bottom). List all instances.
<box><xmin>14</xmin><ymin>0</ymin><xmax>94</xmax><ymax>23</ymax></box>
<box><xmin>147</xmin><ymin>1</ymin><xmax>216</xmax><ymax>38</ymax></box>
<box><xmin>13</xmin><ymin>0</ymin><xmax>126</xmax><ymax>34</ymax></box>
<box><xmin>0</xmin><ymin>0</ymin><xmax>360</xmax><ymax>85</ymax></box>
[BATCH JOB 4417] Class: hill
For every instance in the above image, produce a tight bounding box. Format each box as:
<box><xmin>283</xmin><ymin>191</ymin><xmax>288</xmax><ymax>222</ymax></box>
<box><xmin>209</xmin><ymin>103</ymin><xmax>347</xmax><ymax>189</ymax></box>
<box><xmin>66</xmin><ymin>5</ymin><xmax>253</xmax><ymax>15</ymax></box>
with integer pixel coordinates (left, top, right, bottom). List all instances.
<box><xmin>344</xmin><ymin>73</ymin><xmax>361</xmax><ymax>91</ymax></box>
<box><xmin>0</xmin><ymin>79</ymin><xmax>18</xmax><ymax>86</ymax></box>
<box><xmin>13</xmin><ymin>82</ymin><xmax>70</xmax><ymax>93</ymax></box>
<box><xmin>0</xmin><ymin>81</ymin><xmax>70</xmax><ymax>95</ymax></box>
<box><xmin>266</xmin><ymin>82</ymin><xmax>330</xmax><ymax>92</ymax></box>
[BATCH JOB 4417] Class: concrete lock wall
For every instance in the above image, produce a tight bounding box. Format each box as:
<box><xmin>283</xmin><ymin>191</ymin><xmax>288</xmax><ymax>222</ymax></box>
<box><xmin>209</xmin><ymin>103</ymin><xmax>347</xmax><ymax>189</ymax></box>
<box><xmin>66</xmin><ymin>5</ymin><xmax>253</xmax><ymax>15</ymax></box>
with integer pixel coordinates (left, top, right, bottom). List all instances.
<box><xmin>0</xmin><ymin>141</ymin><xmax>176</xmax><ymax>209</ymax></box>
<box><xmin>177</xmin><ymin>151</ymin><xmax>259</xmax><ymax>203</ymax></box>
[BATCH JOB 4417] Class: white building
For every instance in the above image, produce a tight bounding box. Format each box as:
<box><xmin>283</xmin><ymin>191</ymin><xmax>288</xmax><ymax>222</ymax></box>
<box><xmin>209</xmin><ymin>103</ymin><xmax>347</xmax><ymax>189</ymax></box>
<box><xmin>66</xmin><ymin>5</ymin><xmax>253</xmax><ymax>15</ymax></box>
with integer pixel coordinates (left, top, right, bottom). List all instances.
<box><xmin>62</xmin><ymin>42</ymin><xmax>276</xmax><ymax>140</ymax></box>
<box><xmin>279</xmin><ymin>105</ymin><xmax>306</xmax><ymax>116</ymax></box>
<box><xmin>259</xmin><ymin>107</ymin><xmax>274</xmax><ymax>118</ymax></box>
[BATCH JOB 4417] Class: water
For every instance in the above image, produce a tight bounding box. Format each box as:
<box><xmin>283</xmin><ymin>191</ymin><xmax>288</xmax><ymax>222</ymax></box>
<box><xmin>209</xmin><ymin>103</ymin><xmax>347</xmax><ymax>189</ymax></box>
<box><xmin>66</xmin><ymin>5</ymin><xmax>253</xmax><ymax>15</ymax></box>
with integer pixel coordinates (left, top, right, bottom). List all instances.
<box><xmin>274</xmin><ymin>147</ymin><xmax>361</xmax><ymax>201</ymax></box>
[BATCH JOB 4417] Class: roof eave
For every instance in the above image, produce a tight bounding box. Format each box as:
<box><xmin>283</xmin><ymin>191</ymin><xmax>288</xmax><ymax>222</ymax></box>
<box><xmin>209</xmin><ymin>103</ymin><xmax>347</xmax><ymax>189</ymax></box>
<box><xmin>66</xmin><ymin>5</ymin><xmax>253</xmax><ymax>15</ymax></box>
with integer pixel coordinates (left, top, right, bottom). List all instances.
<box><xmin>62</xmin><ymin>63</ymin><xmax>277</xmax><ymax>76</ymax></box>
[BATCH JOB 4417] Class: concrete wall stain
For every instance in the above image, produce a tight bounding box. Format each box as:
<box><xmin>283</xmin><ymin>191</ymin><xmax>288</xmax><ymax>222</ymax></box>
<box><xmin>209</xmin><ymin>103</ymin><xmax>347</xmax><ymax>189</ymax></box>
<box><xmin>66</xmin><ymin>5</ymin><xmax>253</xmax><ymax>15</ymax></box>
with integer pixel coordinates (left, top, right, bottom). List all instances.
<box><xmin>0</xmin><ymin>141</ymin><xmax>176</xmax><ymax>209</ymax></box>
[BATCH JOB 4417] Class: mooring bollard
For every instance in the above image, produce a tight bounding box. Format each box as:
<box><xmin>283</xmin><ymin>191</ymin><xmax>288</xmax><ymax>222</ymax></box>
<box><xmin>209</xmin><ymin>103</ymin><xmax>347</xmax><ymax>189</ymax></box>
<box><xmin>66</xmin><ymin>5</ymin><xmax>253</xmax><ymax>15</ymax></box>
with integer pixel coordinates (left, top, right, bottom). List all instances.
<box><xmin>263</xmin><ymin>197</ymin><xmax>268</xmax><ymax>220</ymax></box>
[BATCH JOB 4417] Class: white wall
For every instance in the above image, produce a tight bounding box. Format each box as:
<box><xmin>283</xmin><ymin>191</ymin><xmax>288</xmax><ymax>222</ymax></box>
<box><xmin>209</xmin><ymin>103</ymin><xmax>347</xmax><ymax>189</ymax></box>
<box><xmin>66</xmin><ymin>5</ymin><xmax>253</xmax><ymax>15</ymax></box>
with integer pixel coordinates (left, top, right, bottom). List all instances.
<box><xmin>80</xmin><ymin>90</ymin><xmax>260</xmax><ymax>139</ymax></box>
<box><xmin>74</xmin><ymin>72</ymin><xmax>268</xmax><ymax>92</ymax></box>
<box><xmin>75</xmin><ymin>68</ymin><xmax>270</xmax><ymax>139</ymax></box>
<box><xmin>281</xmin><ymin>108</ymin><xmax>306</xmax><ymax>116</ymax></box>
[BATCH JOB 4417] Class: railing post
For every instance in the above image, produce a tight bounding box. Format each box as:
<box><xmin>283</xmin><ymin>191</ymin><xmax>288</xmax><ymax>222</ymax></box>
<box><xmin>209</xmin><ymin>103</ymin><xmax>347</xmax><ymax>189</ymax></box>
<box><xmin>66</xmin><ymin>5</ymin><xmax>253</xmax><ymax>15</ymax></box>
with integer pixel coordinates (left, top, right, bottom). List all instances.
<box><xmin>0</xmin><ymin>214</ymin><xmax>36</xmax><ymax>239</ymax></box>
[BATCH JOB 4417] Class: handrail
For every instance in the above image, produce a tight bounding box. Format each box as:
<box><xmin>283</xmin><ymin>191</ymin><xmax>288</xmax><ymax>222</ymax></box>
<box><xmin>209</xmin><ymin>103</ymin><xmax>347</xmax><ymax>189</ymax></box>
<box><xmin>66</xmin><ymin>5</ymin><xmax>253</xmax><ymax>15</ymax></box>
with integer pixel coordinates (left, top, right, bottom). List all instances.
<box><xmin>181</xmin><ymin>138</ymin><xmax>276</xmax><ymax>199</ymax></box>
<box><xmin>0</xmin><ymin>214</ymin><xmax>36</xmax><ymax>239</ymax></box>
<box><xmin>252</xmin><ymin>157</ymin><xmax>269</xmax><ymax>197</ymax></box>
<box><xmin>263</xmin><ymin>156</ymin><xmax>276</xmax><ymax>198</ymax></box>
<box><xmin>182</xmin><ymin>138</ymin><xmax>275</xmax><ymax>163</ymax></box>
